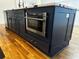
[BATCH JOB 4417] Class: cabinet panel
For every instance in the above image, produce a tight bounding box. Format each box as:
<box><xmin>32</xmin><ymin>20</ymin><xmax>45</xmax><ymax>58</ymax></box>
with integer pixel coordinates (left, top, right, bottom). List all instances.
<box><xmin>11</xmin><ymin>18</ymin><xmax>16</xmax><ymax>32</ymax></box>
<box><xmin>6</xmin><ymin>10</ymin><xmax>13</xmax><ymax>30</ymax></box>
<box><xmin>14</xmin><ymin>10</ymin><xmax>25</xmax><ymax>34</ymax></box>
<box><xmin>65</xmin><ymin>13</ymin><xmax>75</xmax><ymax>41</ymax></box>
<box><xmin>8</xmin><ymin>18</ymin><xmax>12</xmax><ymax>30</ymax></box>
<box><xmin>31</xmin><ymin>39</ymin><xmax>49</xmax><ymax>54</ymax></box>
<box><xmin>53</xmin><ymin>12</ymin><xmax>69</xmax><ymax>44</ymax></box>
<box><xmin>50</xmin><ymin>12</ymin><xmax>70</xmax><ymax>56</ymax></box>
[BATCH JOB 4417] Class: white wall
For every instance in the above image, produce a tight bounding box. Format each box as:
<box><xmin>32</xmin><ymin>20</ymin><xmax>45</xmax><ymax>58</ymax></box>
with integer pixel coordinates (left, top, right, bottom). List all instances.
<box><xmin>0</xmin><ymin>0</ymin><xmax>16</xmax><ymax>24</ymax></box>
<box><xmin>16</xmin><ymin>0</ymin><xmax>37</xmax><ymax>8</ymax></box>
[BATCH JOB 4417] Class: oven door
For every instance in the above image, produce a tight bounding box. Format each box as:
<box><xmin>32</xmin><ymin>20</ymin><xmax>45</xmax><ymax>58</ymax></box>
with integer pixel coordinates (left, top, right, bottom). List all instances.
<box><xmin>26</xmin><ymin>14</ymin><xmax>46</xmax><ymax>37</ymax></box>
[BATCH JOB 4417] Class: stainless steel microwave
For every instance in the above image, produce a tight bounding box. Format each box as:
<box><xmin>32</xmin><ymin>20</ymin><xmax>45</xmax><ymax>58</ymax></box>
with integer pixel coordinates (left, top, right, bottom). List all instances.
<box><xmin>26</xmin><ymin>12</ymin><xmax>47</xmax><ymax>37</ymax></box>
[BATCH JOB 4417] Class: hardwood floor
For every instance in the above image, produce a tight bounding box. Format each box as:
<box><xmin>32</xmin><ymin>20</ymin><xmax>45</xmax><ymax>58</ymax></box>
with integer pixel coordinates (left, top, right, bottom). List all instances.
<box><xmin>0</xmin><ymin>25</ymin><xmax>79</xmax><ymax>59</ymax></box>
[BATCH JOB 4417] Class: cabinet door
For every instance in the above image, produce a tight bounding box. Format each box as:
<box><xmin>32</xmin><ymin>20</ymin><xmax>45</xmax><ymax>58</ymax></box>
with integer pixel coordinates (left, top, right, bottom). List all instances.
<box><xmin>11</xmin><ymin>18</ymin><xmax>16</xmax><ymax>32</ymax></box>
<box><xmin>13</xmin><ymin>18</ymin><xmax>20</xmax><ymax>34</ymax></box>
<box><xmin>7</xmin><ymin>11</ymin><xmax>13</xmax><ymax>30</ymax></box>
<box><xmin>50</xmin><ymin>12</ymin><xmax>70</xmax><ymax>56</ymax></box>
<box><xmin>14</xmin><ymin>10</ymin><xmax>24</xmax><ymax>34</ymax></box>
<box><xmin>18</xmin><ymin>10</ymin><xmax>25</xmax><ymax>36</ymax></box>
<box><xmin>65</xmin><ymin>13</ymin><xmax>75</xmax><ymax>41</ymax></box>
<box><xmin>52</xmin><ymin>12</ymin><xmax>69</xmax><ymax>48</ymax></box>
<box><xmin>8</xmin><ymin>18</ymin><xmax>12</xmax><ymax>30</ymax></box>
<box><xmin>19</xmin><ymin>18</ymin><xmax>25</xmax><ymax>36</ymax></box>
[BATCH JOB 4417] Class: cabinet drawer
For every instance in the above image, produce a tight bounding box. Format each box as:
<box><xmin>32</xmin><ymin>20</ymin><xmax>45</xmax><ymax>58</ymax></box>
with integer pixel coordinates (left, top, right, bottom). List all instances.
<box><xmin>29</xmin><ymin>39</ymin><xmax>49</xmax><ymax>54</ymax></box>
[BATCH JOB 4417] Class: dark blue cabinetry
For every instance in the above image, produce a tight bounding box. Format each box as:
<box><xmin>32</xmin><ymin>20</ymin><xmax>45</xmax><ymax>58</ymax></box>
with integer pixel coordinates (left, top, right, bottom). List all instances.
<box><xmin>5</xmin><ymin>6</ymin><xmax>76</xmax><ymax>57</ymax></box>
<box><xmin>50</xmin><ymin>7</ymin><xmax>76</xmax><ymax>56</ymax></box>
<box><xmin>5</xmin><ymin>9</ymin><xmax>25</xmax><ymax>35</ymax></box>
<box><xmin>6</xmin><ymin>10</ymin><xmax>13</xmax><ymax>30</ymax></box>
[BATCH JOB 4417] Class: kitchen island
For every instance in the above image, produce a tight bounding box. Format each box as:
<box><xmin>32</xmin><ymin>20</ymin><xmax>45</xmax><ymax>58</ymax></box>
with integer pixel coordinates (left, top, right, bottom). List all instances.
<box><xmin>4</xmin><ymin>4</ymin><xmax>76</xmax><ymax>57</ymax></box>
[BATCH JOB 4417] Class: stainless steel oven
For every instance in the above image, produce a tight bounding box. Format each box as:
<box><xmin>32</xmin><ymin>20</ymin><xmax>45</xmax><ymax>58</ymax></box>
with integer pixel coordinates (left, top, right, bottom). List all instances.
<box><xmin>26</xmin><ymin>12</ymin><xmax>47</xmax><ymax>37</ymax></box>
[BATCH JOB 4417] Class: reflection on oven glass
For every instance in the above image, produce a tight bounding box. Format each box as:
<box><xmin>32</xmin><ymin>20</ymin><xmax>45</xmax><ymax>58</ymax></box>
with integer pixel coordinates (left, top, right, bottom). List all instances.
<box><xmin>28</xmin><ymin>19</ymin><xmax>38</xmax><ymax>28</ymax></box>
<box><xmin>28</xmin><ymin>19</ymin><xmax>43</xmax><ymax>32</ymax></box>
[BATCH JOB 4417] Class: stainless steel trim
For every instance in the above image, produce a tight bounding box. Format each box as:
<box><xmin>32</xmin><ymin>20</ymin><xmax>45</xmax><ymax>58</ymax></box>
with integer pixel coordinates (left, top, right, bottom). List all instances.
<box><xmin>27</xmin><ymin>17</ymin><xmax>45</xmax><ymax>21</ymax></box>
<box><xmin>26</xmin><ymin>12</ymin><xmax>47</xmax><ymax>37</ymax></box>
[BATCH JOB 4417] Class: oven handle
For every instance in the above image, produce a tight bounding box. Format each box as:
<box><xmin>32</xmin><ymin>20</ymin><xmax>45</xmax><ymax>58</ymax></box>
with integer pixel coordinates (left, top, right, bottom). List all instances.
<box><xmin>26</xmin><ymin>17</ymin><xmax>46</xmax><ymax>21</ymax></box>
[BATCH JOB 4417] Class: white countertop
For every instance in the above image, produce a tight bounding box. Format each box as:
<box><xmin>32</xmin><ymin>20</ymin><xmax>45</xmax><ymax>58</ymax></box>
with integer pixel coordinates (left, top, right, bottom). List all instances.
<box><xmin>4</xmin><ymin>3</ymin><xmax>77</xmax><ymax>11</ymax></box>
